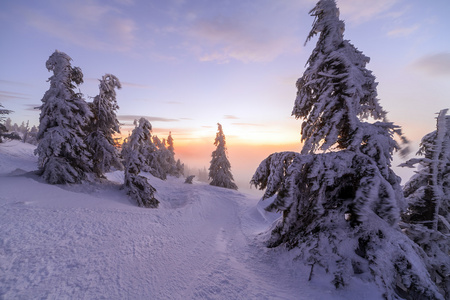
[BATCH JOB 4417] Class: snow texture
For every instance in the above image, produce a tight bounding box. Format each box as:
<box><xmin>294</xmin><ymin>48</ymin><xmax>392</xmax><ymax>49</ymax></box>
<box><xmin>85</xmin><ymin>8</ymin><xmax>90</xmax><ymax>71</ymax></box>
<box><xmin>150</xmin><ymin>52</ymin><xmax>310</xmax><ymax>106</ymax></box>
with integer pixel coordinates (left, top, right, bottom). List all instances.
<box><xmin>0</xmin><ymin>140</ymin><xmax>387</xmax><ymax>299</ymax></box>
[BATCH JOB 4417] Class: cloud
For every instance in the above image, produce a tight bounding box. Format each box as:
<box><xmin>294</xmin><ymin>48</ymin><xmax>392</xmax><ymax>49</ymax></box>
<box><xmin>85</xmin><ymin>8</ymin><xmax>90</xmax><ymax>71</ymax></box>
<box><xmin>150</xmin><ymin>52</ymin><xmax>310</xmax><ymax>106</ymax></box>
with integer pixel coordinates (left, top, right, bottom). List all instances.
<box><xmin>337</xmin><ymin>0</ymin><xmax>402</xmax><ymax>23</ymax></box>
<box><xmin>118</xmin><ymin>115</ymin><xmax>180</xmax><ymax>123</ymax></box>
<box><xmin>410</xmin><ymin>52</ymin><xmax>450</xmax><ymax>76</ymax></box>
<box><xmin>224</xmin><ymin>115</ymin><xmax>239</xmax><ymax>119</ymax></box>
<box><xmin>24</xmin><ymin>104</ymin><xmax>41</xmax><ymax>111</ymax></box>
<box><xmin>187</xmin><ymin>15</ymin><xmax>296</xmax><ymax>63</ymax></box>
<box><xmin>387</xmin><ymin>24</ymin><xmax>420</xmax><ymax>37</ymax></box>
<box><xmin>0</xmin><ymin>91</ymin><xmax>30</xmax><ymax>101</ymax></box>
<box><xmin>121</xmin><ymin>82</ymin><xmax>152</xmax><ymax>89</ymax></box>
<box><xmin>174</xmin><ymin>1</ymin><xmax>309</xmax><ymax>63</ymax></box>
<box><xmin>0</xmin><ymin>80</ymin><xmax>33</xmax><ymax>87</ymax></box>
<box><xmin>232</xmin><ymin>123</ymin><xmax>263</xmax><ymax>127</ymax></box>
<box><xmin>85</xmin><ymin>78</ymin><xmax>151</xmax><ymax>89</ymax></box>
<box><xmin>23</xmin><ymin>0</ymin><xmax>137</xmax><ymax>52</ymax></box>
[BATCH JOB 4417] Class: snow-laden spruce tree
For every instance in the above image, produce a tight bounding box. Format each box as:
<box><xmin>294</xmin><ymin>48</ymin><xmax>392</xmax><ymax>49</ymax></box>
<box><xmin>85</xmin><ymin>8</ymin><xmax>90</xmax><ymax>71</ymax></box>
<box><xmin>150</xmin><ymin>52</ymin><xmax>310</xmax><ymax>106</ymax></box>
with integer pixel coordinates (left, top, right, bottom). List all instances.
<box><xmin>122</xmin><ymin>117</ymin><xmax>159</xmax><ymax>208</ymax></box>
<box><xmin>400</xmin><ymin>109</ymin><xmax>450</xmax><ymax>298</ymax></box>
<box><xmin>147</xmin><ymin>135</ymin><xmax>169</xmax><ymax>180</ymax></box>
<box><xmin>167</xmin><ymin>132</ymin><xmax>176</xmax><ymax>166</ymax></box>
<box><xmin>167</xmin><ymin>132</ymin><xmax>184</xmax><ymax>177</ymax></box>
<box><xmin>251</xmin><ymin>1</ymin><xmax>442</xmax><ymax>298</ymax></box>
<box><xmin>0</xmin><ymin>103</ymin><xmax>14</xmax><ymax>143</ymax></box>
<box><xmin>209</xmin><ymin>123</ymin><xmax>237</xmax><ymax>190</ymax></box>
<box><xmin>35</xmin><ymin>50</ymin><xmax>93</xmax><ymax>184</ymax></box>
<box><xmin>86</xmin><ymin>74</ymin><xmax>123</xmax><ymax>177</ymax></box>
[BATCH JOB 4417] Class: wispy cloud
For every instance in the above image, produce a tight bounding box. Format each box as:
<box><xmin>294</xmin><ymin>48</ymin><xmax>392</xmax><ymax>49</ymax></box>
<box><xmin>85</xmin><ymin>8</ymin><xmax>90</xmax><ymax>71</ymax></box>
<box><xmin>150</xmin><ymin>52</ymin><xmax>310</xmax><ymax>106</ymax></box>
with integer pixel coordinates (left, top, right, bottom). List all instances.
<box><xmin>118</xmin><ymin>115</ymin><xmax>179</xmax><ymax>123</ymax></box>
<box><xmin>0</xmin><ymin>80</ymin><xmax>33</xmax><ymax>87</ymax></box>
<box><xmin>224</xmin><ymin>115</ymin><xmax>239</xmax><ymax>119</ymax></box>
<box><xmin>172</xmin><ymin>1</ymin><xmax>306</xmax><ymax>63</ymax></box>
<box><xmin>187</xmin><ymin>16</ymin><xmax>296</xmax><ymax>63</ymax></box>
<box><xmin>232</xmin><ymin>123</ymin><xmax>263</xmax><ymax>127</ymax></box>
<box><xmin>387</xmin><ymin>24</ymin><xmax>420</xmax><ymax>37</ymax></box>
<box><xmin>85</xmin><ymin>78</ymin><xmax>151</xmax><ymax>89</ymax></box>
<box><xmin>24</xmin><ymin>104</ymin><xmax>41</xmax><ymax>111</ymax></box>
<box><xmin>0</xmin><ymin>91</ymin><xmax>30</xmax><ymax>101</ymax></box>
<box><xmin>338</xmin><ymin>0</ymin><xmax>402</xmax><ymax>23</ymax></box>
<box><xmin>22</xmin><ymin>0</ymin><xmax>137</xmax><ymax>52</ymax></box>
<box><xmin>410</xmin><ymin>52</ymin><xmax>450</xmax><ymax>76</ymax></box>
<box><xmin>121</xmin><ymin>82</ymin><xmax>152</xmax><ymax>89</ymax></box>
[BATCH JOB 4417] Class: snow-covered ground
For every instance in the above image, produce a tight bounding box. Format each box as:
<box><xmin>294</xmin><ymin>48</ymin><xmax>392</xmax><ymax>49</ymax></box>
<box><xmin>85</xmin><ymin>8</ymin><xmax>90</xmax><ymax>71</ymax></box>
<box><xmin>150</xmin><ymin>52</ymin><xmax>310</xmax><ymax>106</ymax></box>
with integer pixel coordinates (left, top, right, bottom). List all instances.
<box><xmin>0</xmin><ymin>140</ymin><xmax>383</xmax><ymax>299</ymax></box>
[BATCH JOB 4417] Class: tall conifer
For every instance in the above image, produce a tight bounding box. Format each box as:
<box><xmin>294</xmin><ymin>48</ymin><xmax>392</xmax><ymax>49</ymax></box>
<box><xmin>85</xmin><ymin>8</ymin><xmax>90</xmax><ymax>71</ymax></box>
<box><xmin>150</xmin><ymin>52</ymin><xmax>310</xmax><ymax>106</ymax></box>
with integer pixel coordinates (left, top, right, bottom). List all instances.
<box><xmin>251</xmin><ymin>1</ymin><xmax>441</xmax><ymax>298</ymax></box>
<box><xmin>209</xmin><ymin>123</ymin><xmax>237</xmax><ymax>190</ymax></box>
<box><xmin>35</xmin><ymin>50</ymin><xmax>93</xmax><ymax>184</ymax></box>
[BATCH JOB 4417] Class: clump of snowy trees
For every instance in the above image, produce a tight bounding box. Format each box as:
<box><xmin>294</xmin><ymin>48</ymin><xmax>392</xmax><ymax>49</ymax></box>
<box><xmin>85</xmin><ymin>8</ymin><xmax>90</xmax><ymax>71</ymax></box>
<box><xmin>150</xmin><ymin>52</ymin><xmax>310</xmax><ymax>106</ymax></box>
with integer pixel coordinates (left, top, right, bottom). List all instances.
<box><xmin>401</xmin><ymin>109</ymin><xmax>450</xmax><ymax>298</ymax></box>
<box><xmin>3</xmin><ymin>119</ymin><xmax>38</xmax><ymax>144</ymax></box>
<box><xmin>0</xmin><ymin>104</ymin><xmax>21</xmax><ymax>143</ymax></box>
<box><xmin>34</xmin><ymin>50</ymin><xmax>184</xmax><ymax>208</ymax></box>
<box><xmin>251</xmin><ymin>1</ymin><xmax>444</xmax><ymax>299</ymax></box>
<box><xmin>209</xmin><ymin>123</ymin><xmax>237</xmax><ymax>190</ymax></box>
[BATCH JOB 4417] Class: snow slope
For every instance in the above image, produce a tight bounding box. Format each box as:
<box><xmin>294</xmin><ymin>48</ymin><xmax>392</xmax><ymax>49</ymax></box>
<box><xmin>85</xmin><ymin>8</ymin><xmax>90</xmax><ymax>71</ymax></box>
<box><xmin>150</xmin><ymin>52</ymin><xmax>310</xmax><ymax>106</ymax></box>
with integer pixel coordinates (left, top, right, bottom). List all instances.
<box><xmin>0</xmin><ymin>140</ymin><xmax>383</xmax><ymax>299</ymax></box>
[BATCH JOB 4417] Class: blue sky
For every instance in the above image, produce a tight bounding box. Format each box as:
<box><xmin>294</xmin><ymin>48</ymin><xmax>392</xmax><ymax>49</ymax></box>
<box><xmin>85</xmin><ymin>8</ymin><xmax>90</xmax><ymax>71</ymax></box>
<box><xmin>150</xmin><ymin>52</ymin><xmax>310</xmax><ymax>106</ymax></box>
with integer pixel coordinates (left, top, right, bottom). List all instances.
<box><xmin>1</xmin><ymin>0</ymin><xmax>449</xmax><ymax>186</ymax></box>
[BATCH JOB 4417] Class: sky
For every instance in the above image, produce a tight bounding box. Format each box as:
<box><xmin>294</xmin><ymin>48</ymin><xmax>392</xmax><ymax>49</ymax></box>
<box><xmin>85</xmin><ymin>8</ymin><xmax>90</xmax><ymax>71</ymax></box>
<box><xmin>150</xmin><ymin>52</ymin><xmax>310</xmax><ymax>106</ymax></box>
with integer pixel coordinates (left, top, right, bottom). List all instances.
<box><xmin>1</xmin><ymin>0</ymin><xmax>449</xmax><ymax>189</ymax></box>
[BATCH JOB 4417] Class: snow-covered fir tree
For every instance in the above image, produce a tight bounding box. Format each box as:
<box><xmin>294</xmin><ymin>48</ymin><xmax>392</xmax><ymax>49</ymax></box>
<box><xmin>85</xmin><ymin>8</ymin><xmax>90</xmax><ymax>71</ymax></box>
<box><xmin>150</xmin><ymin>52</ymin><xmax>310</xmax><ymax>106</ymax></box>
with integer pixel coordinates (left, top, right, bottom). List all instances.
<box><xmin>209</xmin><ymin>123</ymin><xmax>237</xmax><ymax>190</ymax></box>
<box><xmin>148</xmin><ymin>135</ymin><xmax>169</xmax><ymax>180</ymax></box>
<box><xmin>167</xmin><ymin>132</ymin><xmax>175</xmax><ymax>164</ymax></box>
<box><xmin>251</xmin><ymin>1</ymin><xmax>442</xmax><ymax>298</ymax></box>
<box><xmin>122</xmin><ymin>117</ymin><xmax>159</xmax><ymax>208</ymax></box>
<box><xmin>86</xmin><ymin>74</ymin><xmax>123</xmax><ymax>177</ymax></box>
<box><xmin>166</xmin><ymin>132</ymin><xmax>184</xmax><ymax>177</ymax></box>
<box><xmin>400</xmin><ymin>109</ymin><xmax>450</xmax><ymax>298</ymax></box>
<box><xmin>0</xmin><ymin>104</ymin><xmax>14</xmax><ymax>143</ymax></box>
<box><xmin>35</xmin><ymin>50</ymin><xmax>93</xmax><ymax>184</ymax></box>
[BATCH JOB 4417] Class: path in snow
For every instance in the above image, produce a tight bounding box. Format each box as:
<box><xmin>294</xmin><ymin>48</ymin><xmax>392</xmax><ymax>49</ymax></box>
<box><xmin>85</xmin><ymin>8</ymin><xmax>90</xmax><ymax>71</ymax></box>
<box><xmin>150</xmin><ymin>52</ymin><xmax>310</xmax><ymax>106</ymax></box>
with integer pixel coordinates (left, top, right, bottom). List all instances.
<box><xmin>0</xmin><ymin>141</ymin><xmax>382</xmax><ymax>299</ymax></box>
<box><xmin>0</xmin><ymin>175</ymin><xmax>312</xmax><ymax>299</ymax></box>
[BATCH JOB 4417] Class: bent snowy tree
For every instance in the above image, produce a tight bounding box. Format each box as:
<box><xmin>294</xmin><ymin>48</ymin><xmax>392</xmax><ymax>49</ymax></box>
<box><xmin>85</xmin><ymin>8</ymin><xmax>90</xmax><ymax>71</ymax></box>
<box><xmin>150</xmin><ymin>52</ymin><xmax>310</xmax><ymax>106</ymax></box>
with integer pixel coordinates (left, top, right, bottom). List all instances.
<box><xmin>209</xmin><ymin>123</ymin><xmax>237</xmax><ymax>190</ymax></box>
<box><xmin>35</xmin><ymin>50</ymin><xmax>93</xmax><ymax>184</ymax></box>
<box><xmin>251</xmin><ymin>1</ymin><xmax>442</xmax><ymax>299</ymax></box>
<box><xmin>86</xmin><ymin>74</ymin><xmax>123</xmax><ymax>178</ymax></box>
<box><xmin>400</xmin><ymin>109</ymin><xmax>450</xmax><ymax>298</ymax></box>
<box><xmin>122</xmin><ymin>118</ymin><xmax>159</xmax><ymax>208</ymax></box>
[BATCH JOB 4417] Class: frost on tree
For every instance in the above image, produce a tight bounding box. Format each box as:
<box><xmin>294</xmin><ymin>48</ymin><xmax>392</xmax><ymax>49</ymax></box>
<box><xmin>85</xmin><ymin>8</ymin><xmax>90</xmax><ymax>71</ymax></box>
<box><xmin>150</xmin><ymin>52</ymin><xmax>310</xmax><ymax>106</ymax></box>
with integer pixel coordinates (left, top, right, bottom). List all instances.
<box><xmin>35</xmin><ymin>50</ymin><xmax>93</xmax><ymax>184</ymax></box>
<box><xmin>209</xmin><ymin>123</ymin><xmax>237</xmax><ymax>190</ymax></box>
<box><xmin>251</xmin><ymin>1</ymin><xmax>442</xmax><ymax>299</ymax></box>
<box><xmin>400</xmin><ymin>109</ymin><xmax>450</xmax><ymax>298</ymax></box>
<box><xmin>86</xmin><ymin>74</ymin><xmax>123</xmax><ymax>177</ymax></box>
<box><xmin>122</xmin><ymin>118</ymin><xmax>159</xmax><ymax>208</ymax></box>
